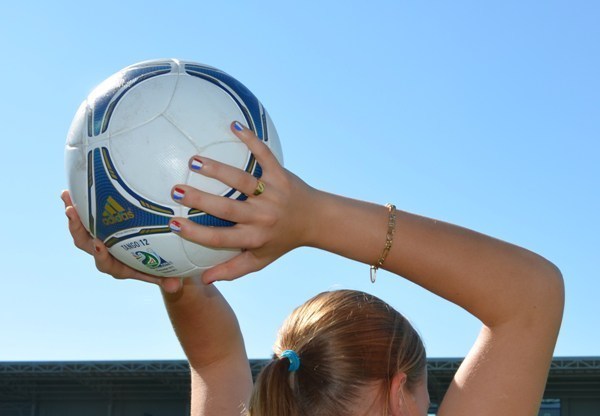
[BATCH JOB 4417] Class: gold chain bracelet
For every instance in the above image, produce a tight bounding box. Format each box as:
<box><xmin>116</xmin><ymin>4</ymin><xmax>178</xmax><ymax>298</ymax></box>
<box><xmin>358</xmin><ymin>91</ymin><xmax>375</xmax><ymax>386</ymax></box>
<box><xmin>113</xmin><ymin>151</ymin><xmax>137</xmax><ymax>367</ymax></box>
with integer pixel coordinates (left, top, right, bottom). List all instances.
<box><xmin>370</xmin><ymin>203</ymin><xmax>396</xmax><ymax>283</ymax></box>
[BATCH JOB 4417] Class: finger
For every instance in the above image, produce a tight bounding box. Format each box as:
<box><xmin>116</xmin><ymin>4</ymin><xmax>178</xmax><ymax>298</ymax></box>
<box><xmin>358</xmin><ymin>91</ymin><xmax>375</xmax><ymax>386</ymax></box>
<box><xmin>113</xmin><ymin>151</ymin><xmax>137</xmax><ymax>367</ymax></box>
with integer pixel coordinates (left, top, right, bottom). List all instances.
<box><xmin>63</xmin><ymin>189</ymin><xmax>183</xmax><ymax>290</ymax></box>
<box><xmin>61</xmin><ymin>189</ymin><xmax>73</xmax><ymax>207</ymax></box>
<box><xmin>169</xmin><ymin>218</ymin><xmax>262</xmax><ymax>250</ymax></box>
<box><xmin>172</xmin><ymin>184</ymin><xmax>250</xmax><ymax>223</ymax></box>
<box><xmin>62</xmin><ymin>189</ymin><xmax>92</xmax><ymax>253</ymax></box>
<box><xmin>188</xmin><ymin>155</ymin><xmax>263</xmax><ymax>198</ymax></box>
<box><xmin>231</xmin><ymin>121</ymin><xmax>280</xmax><ymax>171</ymax></box>
<box><xmin>92</xmin><ymin>239</ymin><xmax>162</xmax><ymax>285</ymax></box>
<box><xmin>65</xmin><ymin>205</ymin><xmax>94</xmax><ymax>254</ymax></box>
<box><xmin>202</xmin><ymin>250</ymin><xmax>265</xmax><ymax>284</ymax></box>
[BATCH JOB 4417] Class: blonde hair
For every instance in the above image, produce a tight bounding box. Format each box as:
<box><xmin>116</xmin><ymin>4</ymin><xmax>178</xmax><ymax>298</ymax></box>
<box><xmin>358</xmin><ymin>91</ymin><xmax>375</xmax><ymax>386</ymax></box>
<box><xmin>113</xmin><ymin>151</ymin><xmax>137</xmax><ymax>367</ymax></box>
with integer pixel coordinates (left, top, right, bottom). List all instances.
<box><xmin>249</xmin><ymin>290</ymin><xmax>426</xmax><ymax>416</ymax></box>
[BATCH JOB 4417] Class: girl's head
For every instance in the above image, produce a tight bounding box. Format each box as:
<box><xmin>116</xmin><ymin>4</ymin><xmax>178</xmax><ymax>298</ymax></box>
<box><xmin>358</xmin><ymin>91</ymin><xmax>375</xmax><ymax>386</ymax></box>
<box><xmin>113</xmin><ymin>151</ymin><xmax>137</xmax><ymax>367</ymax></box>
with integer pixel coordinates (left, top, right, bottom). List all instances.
<box><xmin>249</xmin><ymin>290</ymin><xmax>429</xmax><ymax>416</ymax></box>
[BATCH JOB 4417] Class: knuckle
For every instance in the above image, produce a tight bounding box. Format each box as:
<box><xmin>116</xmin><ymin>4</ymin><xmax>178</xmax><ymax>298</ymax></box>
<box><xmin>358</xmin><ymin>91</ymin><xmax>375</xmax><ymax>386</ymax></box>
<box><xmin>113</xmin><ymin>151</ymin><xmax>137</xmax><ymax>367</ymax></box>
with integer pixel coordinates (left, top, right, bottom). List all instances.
<box><xmin>183</xmin><ymin>192</ymin><xmax>200</xmax><ymax>208</ymax></box>
<box><xmin>74</xmin><ymin>238</ymin><xmax>93</xmax><ymax>254</ymax></box>
<box><xmin>95</xmin><ymin>259</ymin><xmax>110</xmax><ymax>274</ymax></box>
<box><xmin>264</xmin><ymin>212</ymin><xmax>279</xmax><ymax>228</ymax></box>
<box><xmin>207</xmin><ymin>161</ymin><xmax>221</xmax><ymax>178</ymax></box>
<box><xmin>217</xmin><ymin>264</ymin><xmax>236</xmax><ymax>282</ymax></box>
<box><xmin>245</xmin><ymin>176</ymin><xmax>258</xmax><ymax>193</ymax></box>
<box><xmin>207</xmin><ymin>231</ymin><xmax>224</xmax><ymax>248</ymax></box>
<box><xmin>257</xmin><ymin>208</ymin><xmax>278</xmax><ymax>228</ymax></box>
<box><xmin>248</xmin><ymin>256</ymin><xmax>266</xmax><ymax>273</ymax></box>
<box><xmin>279</xmin><ymin>172</ymin><xmax>293</xmax><ymax>190</ymax></box>
<box><xmin>253</xmin><ymin>146</ymin><xmax>269</xmax><ymax>161</ymax></box>
<box><xmin>246</xmin><ymin>233</ymin><xmax>266</xmax><ymax>249</ymax></box>
<box><xmin>220</xmin><ymin>203</ymin><xmax>236</xmax><ymax>220</ymax></box>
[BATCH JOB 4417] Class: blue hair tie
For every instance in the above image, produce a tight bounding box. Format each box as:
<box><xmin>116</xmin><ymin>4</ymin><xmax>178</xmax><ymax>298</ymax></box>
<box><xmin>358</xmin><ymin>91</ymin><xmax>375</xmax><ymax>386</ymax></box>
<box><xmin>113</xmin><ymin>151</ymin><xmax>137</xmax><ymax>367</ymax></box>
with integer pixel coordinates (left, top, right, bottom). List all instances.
<box><xmin>280</xmin><ymin>350</ymin><xmax>301</xmax><ymax>372</ymax></box>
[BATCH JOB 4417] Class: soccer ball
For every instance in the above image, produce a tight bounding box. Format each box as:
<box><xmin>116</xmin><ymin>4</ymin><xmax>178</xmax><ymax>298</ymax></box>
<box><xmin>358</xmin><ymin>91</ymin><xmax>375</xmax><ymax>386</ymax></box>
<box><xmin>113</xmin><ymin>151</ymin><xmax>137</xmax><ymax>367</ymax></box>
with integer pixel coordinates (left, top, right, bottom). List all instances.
<box><xmin>65</xmin><ymin>58</ymin><xmax>283</xmax><ymax>277</ymax></box>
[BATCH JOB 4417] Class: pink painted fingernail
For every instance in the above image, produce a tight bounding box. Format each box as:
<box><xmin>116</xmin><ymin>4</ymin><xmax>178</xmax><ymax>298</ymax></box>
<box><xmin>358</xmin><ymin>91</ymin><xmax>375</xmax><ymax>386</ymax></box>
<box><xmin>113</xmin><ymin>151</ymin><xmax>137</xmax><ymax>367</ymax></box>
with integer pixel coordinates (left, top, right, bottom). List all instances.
<box><xmin>190</xmin><ymin>157</ymin><xmax>203</xmax><ymax>171</ymax></box>
<box><xmin>172</xmin><ymin>187</ymin><xmax>185</xmax><ymax>201</ymax></box>
<box><xmin>170</xmin><ymin>220</ymin><xmax>182</xmax><ymax>233</ymax></box>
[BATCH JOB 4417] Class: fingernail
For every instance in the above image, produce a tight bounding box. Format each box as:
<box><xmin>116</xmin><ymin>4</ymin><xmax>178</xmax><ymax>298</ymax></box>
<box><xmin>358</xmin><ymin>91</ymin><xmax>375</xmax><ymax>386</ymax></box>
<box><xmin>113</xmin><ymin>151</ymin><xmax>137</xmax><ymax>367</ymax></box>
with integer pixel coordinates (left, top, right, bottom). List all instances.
<box><xmin>172</xmin><ymin>187</ymin><xmax>185</xmax><ymax>201</ymax></box>
<box><xmin>233</xmin><ymin>121</ymin><xmax>244</xmax><ymax>132</ymax></box>
<box><xmin>93</xmin><ymin>241</ymin><xmax>101</xmax><ymax>253</ymax></box>
<box><xmin>190</xmin><ymin>157</ymin><xmax>203</xmax><ymax>171</ymax></box>
<box><xmin>170</xmin><ymin>220</ymin><xmax>182</xmax><ymax>233</ymax></box>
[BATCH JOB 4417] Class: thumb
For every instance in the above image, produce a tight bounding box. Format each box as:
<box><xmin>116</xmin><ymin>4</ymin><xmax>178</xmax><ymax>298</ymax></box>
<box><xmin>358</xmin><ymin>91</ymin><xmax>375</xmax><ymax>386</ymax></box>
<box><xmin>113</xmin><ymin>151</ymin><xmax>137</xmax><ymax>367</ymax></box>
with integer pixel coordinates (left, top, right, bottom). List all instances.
<box><xmin>202</xmin><ymin>251</ymin><xmax>265</xmax><ymax>284</ymax></box>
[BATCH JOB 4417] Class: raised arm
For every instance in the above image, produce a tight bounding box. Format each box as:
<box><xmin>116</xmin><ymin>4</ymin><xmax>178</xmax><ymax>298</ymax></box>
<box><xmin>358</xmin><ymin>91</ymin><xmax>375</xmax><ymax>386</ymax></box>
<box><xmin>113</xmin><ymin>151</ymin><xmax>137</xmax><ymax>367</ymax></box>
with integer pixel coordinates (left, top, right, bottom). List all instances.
<box><xmin>169</xmin><ymin>122</ymin><xmax>564</xmax><ymax>416</ymax></box>
<box><xmin>62</xmin><ymin>191</ymin><xmax>252</xmax><ymax>415</ymax></box>
<box><xmin>162</xmin><ymin>278</ymin><xmax>252</xmax><ymax>416</ymax></box>
<box><xmin>307</xmin><ymin>194</ymin><xmax>564</xmax><ymax>416</ymax></box>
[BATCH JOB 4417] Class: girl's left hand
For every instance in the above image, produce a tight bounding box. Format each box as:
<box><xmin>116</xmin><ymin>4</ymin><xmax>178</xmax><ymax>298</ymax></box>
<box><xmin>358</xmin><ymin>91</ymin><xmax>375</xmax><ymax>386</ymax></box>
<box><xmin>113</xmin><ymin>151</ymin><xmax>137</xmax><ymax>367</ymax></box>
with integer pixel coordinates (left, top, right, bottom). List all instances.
<box><xmin>168</xmin><ymin>121</ymin><xmax>319</xmax><ymax>285</ymax></box>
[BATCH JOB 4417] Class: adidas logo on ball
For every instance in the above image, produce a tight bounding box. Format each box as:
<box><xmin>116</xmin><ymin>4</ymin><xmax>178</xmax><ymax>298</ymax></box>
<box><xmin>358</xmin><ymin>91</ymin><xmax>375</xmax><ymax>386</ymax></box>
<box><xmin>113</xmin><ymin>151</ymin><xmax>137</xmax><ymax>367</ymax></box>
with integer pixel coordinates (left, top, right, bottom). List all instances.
<box><xmin>102</xmin><ymin>196</ymin><xmax>135</xmax><ymax>226</ymax></box>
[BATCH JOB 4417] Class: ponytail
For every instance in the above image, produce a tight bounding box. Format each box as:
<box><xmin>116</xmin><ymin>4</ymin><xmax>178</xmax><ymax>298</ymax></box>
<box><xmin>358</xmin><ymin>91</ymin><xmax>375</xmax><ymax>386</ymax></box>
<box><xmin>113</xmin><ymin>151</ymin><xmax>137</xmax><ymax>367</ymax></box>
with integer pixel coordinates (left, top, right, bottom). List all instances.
<box><xmin>249</xmin><ymin>355</ymin><xmax>300</xmax><ymax>416</ymax></box>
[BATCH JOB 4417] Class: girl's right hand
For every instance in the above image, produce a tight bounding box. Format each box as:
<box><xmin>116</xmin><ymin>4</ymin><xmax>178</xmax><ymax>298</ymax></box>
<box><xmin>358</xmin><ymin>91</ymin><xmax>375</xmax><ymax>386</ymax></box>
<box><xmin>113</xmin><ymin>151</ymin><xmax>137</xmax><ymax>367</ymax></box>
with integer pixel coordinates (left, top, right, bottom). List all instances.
<box><xmin>61</xmin><ymin>190</ymin><xmax>183</xmax><ymax>294</ymax></box>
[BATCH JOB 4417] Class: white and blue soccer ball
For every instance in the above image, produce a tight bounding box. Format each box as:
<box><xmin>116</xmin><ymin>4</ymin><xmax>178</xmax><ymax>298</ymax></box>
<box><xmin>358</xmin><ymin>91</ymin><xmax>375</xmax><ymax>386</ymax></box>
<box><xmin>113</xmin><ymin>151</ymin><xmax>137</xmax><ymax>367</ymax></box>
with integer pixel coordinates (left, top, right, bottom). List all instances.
<box><xmin>65</xmin><ymin>59</ymin><xmax>283</xmax><ymax>277</ymax></box>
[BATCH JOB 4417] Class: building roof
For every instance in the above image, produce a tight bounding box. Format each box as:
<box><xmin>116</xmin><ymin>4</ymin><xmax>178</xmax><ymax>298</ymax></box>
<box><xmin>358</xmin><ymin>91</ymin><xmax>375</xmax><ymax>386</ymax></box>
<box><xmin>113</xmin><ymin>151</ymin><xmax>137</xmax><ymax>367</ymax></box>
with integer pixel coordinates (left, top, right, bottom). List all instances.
<box><xmin>1</xmin><ymin>357</ymin><xmax>599</xmax><ymax>403</ymax></box>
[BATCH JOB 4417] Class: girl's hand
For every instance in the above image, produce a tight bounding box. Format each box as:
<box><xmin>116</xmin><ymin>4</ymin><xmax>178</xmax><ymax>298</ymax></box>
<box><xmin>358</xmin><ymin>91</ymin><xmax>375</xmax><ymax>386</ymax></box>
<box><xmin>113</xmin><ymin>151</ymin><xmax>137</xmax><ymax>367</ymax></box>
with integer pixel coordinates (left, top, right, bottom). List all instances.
<box><xmin>169</xmin><ymin>121</ymin><xmax>318</xmax><ymax>284</ymax></box>
<box><xmin>61</xmin><ymin>190</ymin><xmax>183</xmax><ymax>293</ymax></box>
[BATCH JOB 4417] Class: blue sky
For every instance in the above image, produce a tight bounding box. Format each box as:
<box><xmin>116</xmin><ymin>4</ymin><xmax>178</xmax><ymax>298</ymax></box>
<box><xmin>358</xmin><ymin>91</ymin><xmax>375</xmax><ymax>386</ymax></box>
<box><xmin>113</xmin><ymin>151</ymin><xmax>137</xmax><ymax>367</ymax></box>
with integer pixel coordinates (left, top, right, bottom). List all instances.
<box><xmin>1</xmin><ymin>1</ymin><xmax>598</xmax><ymax>361</ymax></box>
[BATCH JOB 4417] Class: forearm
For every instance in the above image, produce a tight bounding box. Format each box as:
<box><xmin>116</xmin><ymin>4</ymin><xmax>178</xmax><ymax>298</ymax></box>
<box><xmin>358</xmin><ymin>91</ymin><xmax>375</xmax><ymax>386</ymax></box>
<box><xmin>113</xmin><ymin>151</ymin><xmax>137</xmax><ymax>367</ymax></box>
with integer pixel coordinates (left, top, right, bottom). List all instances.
<box><xmin>162</xmin><ymin>278</ymin><xmax>252</xmax><ymax>415</ymax></box>
<box><xmin>307</xmin><ymin>189</ymin><xmax>564</xmax><ymax>328</ymax></box>
<box><xmin>162</xmin><ymin>278</ymin><xmax>244</xmax><ymax>365</ymax></box>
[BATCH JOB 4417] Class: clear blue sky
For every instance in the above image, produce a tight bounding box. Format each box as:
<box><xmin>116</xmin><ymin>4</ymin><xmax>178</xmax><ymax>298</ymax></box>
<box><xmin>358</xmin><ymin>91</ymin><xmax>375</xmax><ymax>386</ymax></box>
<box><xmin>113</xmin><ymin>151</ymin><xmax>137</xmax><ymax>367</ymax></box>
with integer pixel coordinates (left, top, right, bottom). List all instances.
<box><xmin>1</xmin><ymin>1</ymin><xmax>598</xmax><ymax>361</ymax></box>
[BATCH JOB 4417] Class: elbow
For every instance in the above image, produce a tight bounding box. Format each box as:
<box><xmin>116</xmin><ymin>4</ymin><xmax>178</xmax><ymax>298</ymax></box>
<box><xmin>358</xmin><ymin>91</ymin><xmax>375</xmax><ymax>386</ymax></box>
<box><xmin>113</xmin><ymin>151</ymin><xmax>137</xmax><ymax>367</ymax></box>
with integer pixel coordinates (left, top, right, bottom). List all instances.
<box><xmin>548</xmin><ymin>261</ymin><xmax>565</xmax><ymax>318</ymax></box>
<box><xmin>542</xmin><ymin>258</ymin><xmax>564</xmax><ymax>308</ymax></box>
<box><xmin>528</xmin><ymin>257</ymin><xmax>565</xmax><ymax>329</ymax></box>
